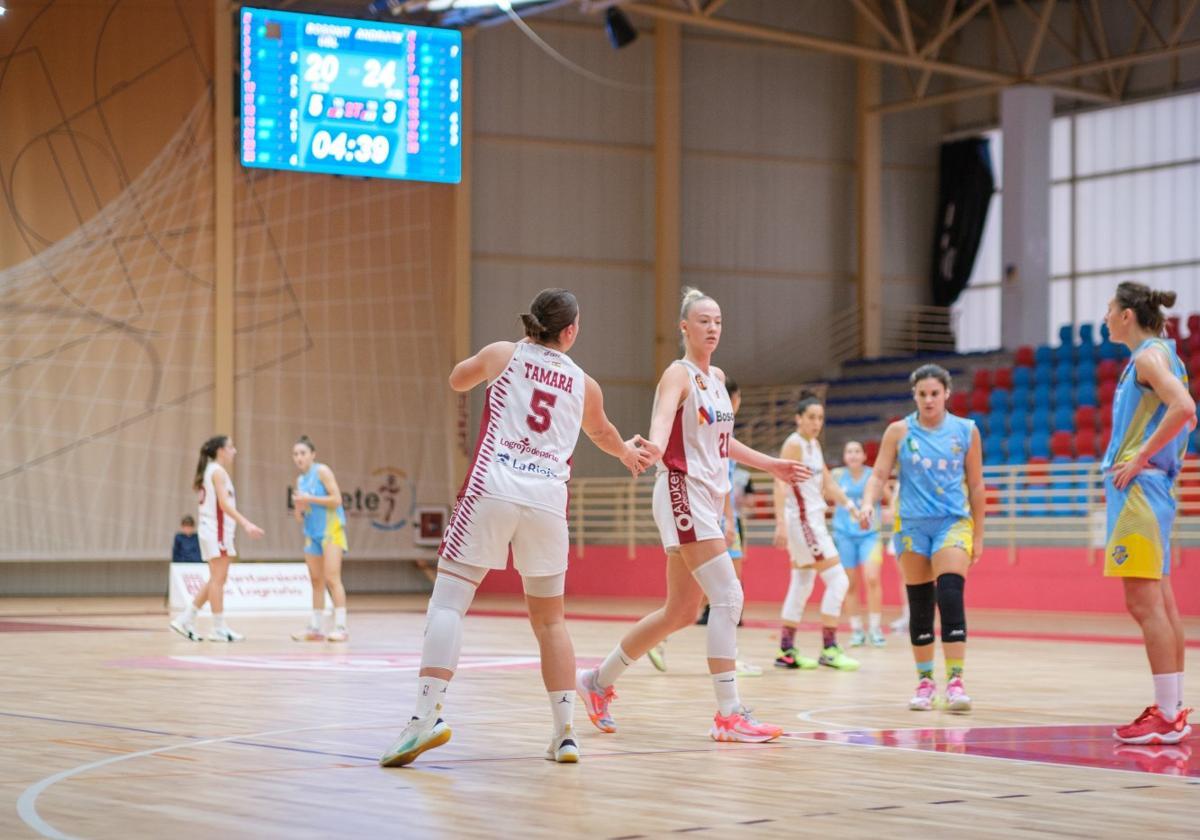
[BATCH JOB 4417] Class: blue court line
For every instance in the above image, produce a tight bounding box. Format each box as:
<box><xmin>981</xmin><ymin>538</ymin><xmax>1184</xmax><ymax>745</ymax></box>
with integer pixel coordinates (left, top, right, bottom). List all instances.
<box><xmin>0</xmin><ymin>711</ymin><xmax>377</xmax><ymax>762</ymax></box>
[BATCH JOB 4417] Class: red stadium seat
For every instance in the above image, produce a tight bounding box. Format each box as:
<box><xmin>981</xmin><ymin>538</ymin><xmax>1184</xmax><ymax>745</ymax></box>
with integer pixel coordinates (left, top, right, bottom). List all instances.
<box><xmin>1099</xmin><ymin>427</ymin><xmax>1113</xmax><ymax>453</ymax></box>
<box><xmin>969</xmin><ymin>390</ymin><xmax>989</xmax><ymax>413</ymax></box>
<box><xmin>1187</xmin><ymin>333</ymin><xmax>1200</xmax><ymax>359</ymax></box>
<box><xmin>972</xmin><ymin>369</ymin><xmax>992</xmax><ymax>391</ymax></box>
<box><xmin>993</xmin><ymin>367</ymin><xmax>1013</xmax><ymax>391</ymax></box>
<box><xmin>864</xmin><ymin>442</ymin><xmax>880</xmax><ymax>467</ymax></box>
<box><xmin>1075</xmin><ymin>429</ymin><xmax>1097</xmax><ymax>457</ymax></box>
<box><xmin>1188</xmin><ymin>313</ymin><xmax>1200</xmax><ymax>338</ymax></box>
<box><xmin>1096</xmin><ymin>359</ymin><xmax>1120</xmax><ymax>383</ymax></box>
<box><xmin>1099</xmin><ymin>380</ymin><xmax>1117</xmax><ymax>406</ymax></box>
<box><xmin>949</xmin><ymin>392</ymin><xmax>970</xmax><ymax>415</ymax></box>
<box><xmin>1166</xmin><ymin>315</ymin><xmax>1181</xmax><ymax>339</ymax></box>
<box><xmin>1014</xmin><ymin>345</ymin><xmax>1035</xmax><ymax>367</ymax></box>
<box><xmin>1073</xmin><ymin>405</ymin><xmax>1097</xmax><ymax>430</ymax></box>
<box><xmin>1050</xmin><ymin>431</ymin><xmax>1074</xmax><ymax>458</ymax></box>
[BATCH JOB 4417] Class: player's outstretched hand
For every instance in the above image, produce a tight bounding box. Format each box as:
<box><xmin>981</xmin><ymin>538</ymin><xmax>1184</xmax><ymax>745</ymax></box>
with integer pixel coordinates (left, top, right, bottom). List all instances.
<box><xmin>245</xmin><ymin>522</ymin><xmax>265</xmax><ymax>539</ymax></box>
<box><xmin>767</xmin><ymin>457</ymin><xmax>811</xmax><ymax>485</ymax></box>
<box><xmin>619</xmin><ymin>442</ymin><xmax>645</xmax><ymax>477</ymax></box>
<box><xmin>632</xmin><ymin>435</ymin><xmax>662</xmax><ymax>469</ymax></box>
<box><xmin>857</xmin><ymin>505</ymin><xmax>875</xmax><ymax>531</ymax></box>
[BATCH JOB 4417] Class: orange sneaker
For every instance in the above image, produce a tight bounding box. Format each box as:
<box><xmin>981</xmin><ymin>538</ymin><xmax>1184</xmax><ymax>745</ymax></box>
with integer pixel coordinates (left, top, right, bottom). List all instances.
<box><xmin>1113</xmin><ymin>706</ymin><xmax>1192</xmax><ymax>745</ymax></box>
<box><xmin>710</xmin><ymin>707</ymin><xmax>783</xmax><ymax>743</ymax></box>
<box><xmin>576</xmin><ymin>668</ymin><xmax>617</xmax><ymax>733</ymax></box>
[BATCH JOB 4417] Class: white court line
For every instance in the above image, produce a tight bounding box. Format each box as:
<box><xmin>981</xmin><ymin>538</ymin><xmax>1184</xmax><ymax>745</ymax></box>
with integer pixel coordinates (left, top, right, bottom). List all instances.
<box><xmin>16</xmin><ymin>718</ymin><xmax>392</xmax><ymax>840</ymax></box>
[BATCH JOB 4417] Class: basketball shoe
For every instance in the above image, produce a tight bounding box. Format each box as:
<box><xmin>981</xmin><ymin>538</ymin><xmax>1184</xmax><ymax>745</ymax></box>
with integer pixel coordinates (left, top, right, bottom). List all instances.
<box><xmin>774</xmin><ymin>647</ymin><xmax>818</xmax><ymax>669</ymax></box>
<box><xmin>945</xmin><ymin>676</ymin><xmax>972</xmax><ymax>712</ymax></box>
<box><xmin>207</xmin><ymin>627</ymin><xmax>244</xmax><ymax>642</ymax></box>
<box><xmin>576</xmin><ymin>668</ymin><xmax>617</xmax><ymax>733</ymax></box>
<box><xmin>1114</xmin><ymin>706</ymin><xmax>1192</xmax><ymax>745</ymax></box>
<box><xmin>910</xmin><ymin>677</ymin><xmax>937</xmax><ymax>711</ymax></box>
<box><xmin>169</xmin><ymin>617</ymin><xmax>203</xmax><ymax>642</ymax></box>
<box><xmin>546</xmin><ymin>724</ymin><xmax>580</xmax><ymax>763</ymax></box>
<box><xmin>379</xmin><ymin>710</ymin><xmax>451</xmax><ymax>767</ymax></box>
<box><xmin>710</xmin><ymin>706</ymin><xmax>783</xmax><ymax>743</ymax></box>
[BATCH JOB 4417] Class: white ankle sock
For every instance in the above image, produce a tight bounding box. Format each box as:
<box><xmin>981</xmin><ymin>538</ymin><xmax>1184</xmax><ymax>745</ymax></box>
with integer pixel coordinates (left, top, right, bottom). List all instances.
<box><xmin>415</xmin><ymin>676</ymin><xmax>449</xmax><ymax>719</ymax></box>
<box><xmin>212</xmin><ymin>613</ymin><xmax>226</xmax><ymax>632</ymax></box>
<box><xmin>549</xmin><ymin>690</ymin><xmax>574</xmax><ymax>733</ymax></box>
<box><xmin>869</xmin><ymin>613</ymin><xmax>882</xmax><ymax>632</ymax></box>
<box><xmin>310</xmin><ymin>609</ymin><xmax>323</xmax><ymax>630</ymax></box>
<box><xmin>1177</xmin><ymin>672</ymin><xmax>1185</xmax><ymax>713</ymax></box>
<box><xmin>1153</xmin><ymin>672</ymin><xmax>1180</xmax><ymax>715</ymax></box>
<box><xmin>183</xmin><ymin>603</ymin><xmax>198</xmax><ymax>621</ymax></box>
<box><xmin>334</xmin><ymin>607</ymin><xmax>347</xmax><ymax>627</ymax></box>
<box><xmin>596</xmin><ymin>645</ymin><xmax>634</xmax><ymax>688</ymax></box>
<box><xmin>712</xmin><ymin>670</ymin><xmax>740</xmax><ymax>716</ymax></box>
<box><xmin>850</xmin><ymin>615</ymin><xmax>863</xmax><ymax>631</ymax></box>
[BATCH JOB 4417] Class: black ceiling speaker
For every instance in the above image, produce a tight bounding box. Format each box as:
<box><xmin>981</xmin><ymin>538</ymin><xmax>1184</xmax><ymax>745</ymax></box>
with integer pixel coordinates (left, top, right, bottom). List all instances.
<box><xmin>605</xmin><ymin>7</ymin><xmax>638</xmax><ymax>50</ymax></box>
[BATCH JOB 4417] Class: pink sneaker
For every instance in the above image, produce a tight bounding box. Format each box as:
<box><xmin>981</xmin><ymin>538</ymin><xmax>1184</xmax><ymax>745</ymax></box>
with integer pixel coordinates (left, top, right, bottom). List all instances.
<box><xmin>710</xmin><ymin>707</ymin><xmax>783</xmax><ymax>743</ymax></box>
<box><xmin>910</xmin><ymin>677</ymin><xmax>937</xmax><ymax>711</ymax></box>
<box><xmin>945</xmin><ymin>676</ymin><xmax>972</xmax><ymax>712</ymax></box>
<box><xmin>576</xmin><ymin>668</ymin><xmax>617</xmax><ymax>733</ymax></box>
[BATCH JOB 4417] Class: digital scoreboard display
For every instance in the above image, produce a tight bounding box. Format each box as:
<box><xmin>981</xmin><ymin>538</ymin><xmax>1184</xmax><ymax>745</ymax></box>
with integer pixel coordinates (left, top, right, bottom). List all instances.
<box><xmin>240</xmin><ymin>7</ymin><xmax>462</xmax><ymax>183</ymax></box>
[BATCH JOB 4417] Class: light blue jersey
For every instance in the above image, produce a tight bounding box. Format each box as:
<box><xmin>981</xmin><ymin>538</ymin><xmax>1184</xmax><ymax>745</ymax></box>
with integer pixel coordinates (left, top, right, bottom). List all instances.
<box><xmin>1101</xmin><ymin>337</ymin><xmax>1189</xmax><ymax>480</ymax></box>
<box><xmin>299</xmin><ymin>463</ymin><xmax>348</xmax><ymax>554</ymax></box>
<box><xmin>896</xmin><ymin>411</ymin><xmax>975</xmax><ymax>522</ymax></box>
<box><xmin>831</xmin><ymin>468</ymin><xmax>877</xmax><ymax>536</ymax></box>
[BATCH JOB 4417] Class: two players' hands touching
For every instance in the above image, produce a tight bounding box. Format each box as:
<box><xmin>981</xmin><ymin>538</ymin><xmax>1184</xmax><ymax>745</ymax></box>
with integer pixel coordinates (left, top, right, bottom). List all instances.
<box><xmin>621</xmin><ymin>435</ymin><xmax>662</xmax><ymax>477</ymax></box>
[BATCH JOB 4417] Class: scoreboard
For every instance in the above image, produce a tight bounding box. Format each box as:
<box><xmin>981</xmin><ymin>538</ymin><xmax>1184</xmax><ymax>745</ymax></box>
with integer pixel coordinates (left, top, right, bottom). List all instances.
<box><xmin>240</xmin><ymin>7</ymin><xmax>462</xmax><ymax>184</ymax></box>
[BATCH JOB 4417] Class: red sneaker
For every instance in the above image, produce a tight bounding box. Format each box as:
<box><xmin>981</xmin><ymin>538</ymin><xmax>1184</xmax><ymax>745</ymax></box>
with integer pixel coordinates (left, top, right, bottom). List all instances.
<box><xmin>1113</xmin><ymin>706</ymin><xmax>1192</xmax><ymax>745</ymax></box>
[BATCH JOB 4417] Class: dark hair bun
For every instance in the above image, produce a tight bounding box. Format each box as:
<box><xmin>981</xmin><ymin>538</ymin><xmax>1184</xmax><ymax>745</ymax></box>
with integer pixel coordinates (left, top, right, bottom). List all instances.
<box><xmin>1152</xmin><ymin>290</ymin><xmax>1177</xmax><ymax>309</ymax></box>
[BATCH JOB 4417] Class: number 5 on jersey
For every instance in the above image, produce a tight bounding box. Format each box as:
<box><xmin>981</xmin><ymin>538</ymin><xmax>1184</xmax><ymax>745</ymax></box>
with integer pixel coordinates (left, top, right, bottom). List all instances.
<box><xmin>527</xmin><ymin>389</ymin><xmax>557</xmax><ymax>433</ymax></box>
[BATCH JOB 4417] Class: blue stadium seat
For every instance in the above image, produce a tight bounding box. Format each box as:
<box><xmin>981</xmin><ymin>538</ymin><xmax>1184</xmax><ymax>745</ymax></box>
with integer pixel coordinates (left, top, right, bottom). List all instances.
<box><xmin>1010</xmin><ymin>384</ymin><xmax>1031</xmax><ymax>409</ymax></box>
<box><xmin>1053</xmin><ymin>343</ymin><xmax>1076</xmax><ymax>363</ymax></box>
<box><xmin>969</xmin><ymin>411</ymin><xmax>989</xmax><ymax>435</ymax></box>
<box><xmin>1190</xmin><ymin>428</ymin><xmax>1200</xmax><ymax>454</ymax></box>
<box><xmin>1074</xmin><ymin>381</ymin><xmax>1098</xmax><ymax>407</ymax></box>
<box><xmin>1031</xmin><ymin>382</ymin><xmax>1052</xmax><ymax>409</ymax></box>
<box><xmin>1052</xmin><ymin>382</ymin><xmax>1075</xmax><ymax>408</ymax></box>
<box><xmin>1006</xmin><ymin>433</ymin><xmax>1029</xmax><ymax>461</ymax></box>
<box><xmin>988</xmin><ymin>389</ymin><xmax>1010</xmax><ymax>412</ymax></box>
<box><xmin>1030</xmin><ymin>405</ymin><xmax>1051</xmax><ymax>432</ymax></box>
<box><xmin>1008</xmin><ymin>405</ymin><xmax>1029</xmax><ymax>433</ymax></box>
<box><xmin>1035</xmin><ymin>345</ymin><xmax>1054</xmax><ymax>366</ymax></box>
<box><xmin>1099</xmin><ymin>340</ymin><xmax>1122</xmax><ymax>361</ymax></box>
<box><xmin>1075</xmin><ymin>342</ymin><xmax>1097</xmax><ymax>362</ymax></box>
<box><xmin>1012</xmin><ymin>366</ymin><xmax>1033</xmax><ymax>389</ymax></box>
<box><xmin>1030</xmin><ymin>432</ymin><xmax>1051</xmax><ymax>459</ymax></box>
<box><xmin>1100</xmin><ymin>322</ymin><xmax>1110</xmax><ymax>341</ymax></box>
<box><xmin>1053</xmin><ymin>360</ymin><xmax>1075</xmax><ymax>383</ymax></box>
<box><xmin>1052</xmin><ymin>406</ymin><xmax>1074</xmax><ymax>432</ymax></box>
<box><xmin>987</xmin><ymin>408</ymin><xmax>1007</xmax><ymax>435</ymax></box>
<box><xmin>1079</xmin><ymin>322</ymin><xmax>1096</xmax><ymax>346</ymax></box>
<box><xmin>1058</xmin><ymin>324</ymin><xmax>1074</xmax><ymax>346</ymax></box>
<box><xmin>984</xmin><ymin>439</ymin><xmax>1006</xmax><ymax>465</ymax></box>
<box><xmin>1075</xmin><ymin>358</ymin><xmax>1096</xmax><ymax>382</ymax></box>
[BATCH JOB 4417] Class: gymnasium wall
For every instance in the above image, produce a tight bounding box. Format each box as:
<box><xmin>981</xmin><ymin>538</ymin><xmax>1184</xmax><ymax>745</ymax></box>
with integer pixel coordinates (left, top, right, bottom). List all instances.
<box><xmin>470</xmin><ymin>1</ymin><xmax>941</xmax><ymax>478</ymax></box>
<box><xmin>0</xmin><ymin>1</ymin><xmax>456</xmax><ymax>573</ymax></box>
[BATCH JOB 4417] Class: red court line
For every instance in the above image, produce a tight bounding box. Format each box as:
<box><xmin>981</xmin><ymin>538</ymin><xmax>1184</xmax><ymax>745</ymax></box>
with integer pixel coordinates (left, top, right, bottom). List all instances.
<box><xmin>466</xmin><ymin>608</ymin><xmax>1200</xmax><ymax>648</ymax></box>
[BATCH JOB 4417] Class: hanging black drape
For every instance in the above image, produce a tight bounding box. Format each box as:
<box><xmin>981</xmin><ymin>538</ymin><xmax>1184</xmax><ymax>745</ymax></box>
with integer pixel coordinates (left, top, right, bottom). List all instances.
<box><xmin>929</xmin><ymin>137</ymin><xmax>995</xmax><ymax>307</ymax></box>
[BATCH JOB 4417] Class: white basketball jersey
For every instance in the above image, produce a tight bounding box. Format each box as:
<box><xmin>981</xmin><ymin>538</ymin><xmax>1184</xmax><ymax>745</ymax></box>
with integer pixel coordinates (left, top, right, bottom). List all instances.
<box><xmin>659</xmin><ymin>360</ymin><xmax>734</xmax><ymax>498</ymax></box>
<box><xmin>782</xmin><ymin>432</ymin><xmax>827</xmax><ymax>522</ymax></box>
<box><xmin>198</xmin><ymin>461</ymin><xmax>236</xmax><ymax>546</ymax></box>
<box><xmin>459</xmin><ymin>341</ymin><xmax>585</xmax><ymax>517</ymax></box>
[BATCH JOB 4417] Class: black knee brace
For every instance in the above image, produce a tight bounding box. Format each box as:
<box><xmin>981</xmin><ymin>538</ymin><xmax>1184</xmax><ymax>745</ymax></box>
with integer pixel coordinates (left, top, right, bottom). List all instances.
<box><xmin>936</xmin><ymin>573</ymin><xmax>967</xmax><ymax>643</ymax></box>
<box><xmin>906</xmin><ymin>581</ymin><xmax>936</xmax><ymax>648</ymax></box>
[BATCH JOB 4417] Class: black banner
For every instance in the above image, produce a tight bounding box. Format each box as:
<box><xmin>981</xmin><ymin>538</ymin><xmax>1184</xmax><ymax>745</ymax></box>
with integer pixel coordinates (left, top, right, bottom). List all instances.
<box><xmin>930</xmin><ymin>137</ymin><xmax>995</xmax><ymax>307</ymax></box>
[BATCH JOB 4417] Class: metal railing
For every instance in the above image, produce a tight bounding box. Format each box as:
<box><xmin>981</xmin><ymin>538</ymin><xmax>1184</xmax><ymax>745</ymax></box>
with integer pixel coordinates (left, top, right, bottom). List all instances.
<box><xmin>733</xmin><ymin>383</ymin><xmax>827</xmax><ymax>454</ymax></box>
<box><xmin>569</xmin><ymin>461</ymin><xmax>1200</xmax><ymax>562</ymax></box>
<box><xmin>827</xmin><ymin>304</ymin><xmax>958</xmax><ymax>367</ymax></box>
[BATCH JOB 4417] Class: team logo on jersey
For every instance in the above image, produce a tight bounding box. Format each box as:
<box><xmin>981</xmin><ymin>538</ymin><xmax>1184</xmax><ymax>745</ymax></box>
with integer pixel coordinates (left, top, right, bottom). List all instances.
<box><xmin>698</xmin><ymin>405</ymin><xmax>715</xmax><ymax>425</ymax></box>
<box><xmin>1111</xmin><ymin>544</ymin><xmax>1129</xmax><ymax>566</ymax></box>
<box><xmin>500</xmin><ymin>436</ymin><xmax>560</xmax><ymax>463</ymax></box>
<box><xmin>694</xmin><ymin>374</ymin><xmax>708</xmax><ymax>391</ymax></box>
<box><xmin>667</xmin><ymin>470</ymin><xmax>696</xmax><ymax>540</ymax></box>
<box><xmin>907</xmin><ymin>438</ymin><xmax>919</xmax><ymax>452</ymax></box>
<box><xmin>950</xmin><ymin>442</ymin><xmax>963</xmax><ymax>455</ymax></box>
<box><xmin>497</xmin><ymin>452</ymin><xmax>555</xmax><ymax>478</ymax></box>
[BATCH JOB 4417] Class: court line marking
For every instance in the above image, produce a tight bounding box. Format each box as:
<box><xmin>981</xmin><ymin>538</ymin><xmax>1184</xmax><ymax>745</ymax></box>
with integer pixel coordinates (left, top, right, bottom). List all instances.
<box><xmin>16</xmin><ymin>718</ymin><xmax>391</xmax><ymax>840</ymax></box>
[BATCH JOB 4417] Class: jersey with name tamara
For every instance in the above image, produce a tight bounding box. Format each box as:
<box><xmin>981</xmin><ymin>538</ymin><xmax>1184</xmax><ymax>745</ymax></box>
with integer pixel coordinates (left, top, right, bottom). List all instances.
<box><xmin>659</xmin><ymin>360</ymin><xmax>735</xmax><ymax>499</ymax></box>
<box><xmin>458</xmin><ymin>341</ymin><xmax>585</xmax><ymax>517</ymax></box>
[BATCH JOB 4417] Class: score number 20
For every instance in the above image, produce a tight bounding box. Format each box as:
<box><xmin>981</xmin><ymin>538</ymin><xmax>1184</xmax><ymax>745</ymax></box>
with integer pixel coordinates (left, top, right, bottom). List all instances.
<box><xmin>304</xmin><ymin>54</ymin><xmax>399</xmax><ymax>90</ymax></box>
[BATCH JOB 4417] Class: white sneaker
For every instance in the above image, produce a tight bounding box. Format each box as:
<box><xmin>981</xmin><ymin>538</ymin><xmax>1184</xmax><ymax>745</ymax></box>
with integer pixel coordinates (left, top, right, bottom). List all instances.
<box><xmin>735</xmin><ymin>659</ymin><xmax>763</xmax><ymax>677</ymax></box>
<box><xmin>380</xmin><ymin>711</ymin><xmax>451</xmax><ymax>767</ymax></box>
<box><xmin>169</xmin><ymin>616</ymin><xmax>203</xmax><ymax>642</ymax></box>
<box><xmin>545</xmin><ymin>724</ymin><xmax>580</xmax><ymax>763</ymax></box>
<box><xmin>910</xmin><ymin>677</ymin><xmax>937</xmax><ymax>711</ymax></box>
<box><xmin>207</xmin><ymin>626</ymin><xmax>245</xmax><ymax>642</ymax></box>
<box><xmin>868</xmin><ymin>628</ymin><xmax>887</xmax><ymax>647</ymax></box>
<box><xmin>890</xmin><ymin>615</ymin><xmax>909</xmax><ymax>633</ymax></box>
<box><xmin>326</xmin><ymin>626</ymin><xmax>348</xmax><ymax>642</ymax></box>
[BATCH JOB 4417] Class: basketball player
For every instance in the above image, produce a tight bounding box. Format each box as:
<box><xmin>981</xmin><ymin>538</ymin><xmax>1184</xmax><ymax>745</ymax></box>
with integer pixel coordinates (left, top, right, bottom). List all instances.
<box><xmin>859</xmin><ymin>364</ymin><xmax>985</xmax><ymax>712</ymax></box>
<box><xmin>772</xmin><ymin>394</ymin><xmax>860</xmax><ymax>671</ymax></box>
<box><xmin>379</xmin><ymin>289</ymin><xmax>657</xmax><ymax>767</ymax></box>
<box><xmin>832</xmin><ymin>441</ymin><xmax>886</xmax><ymax>647</ymax></box>
<box><xmin>170</xmin><ymin>436</ymin><xmax>264</xmax><ymax>642</ymax></box>
<box><xmin>1102</xmin><ymin>283</ymin><xmax>1194</xmax><ymax>744</ymax></box>
<box><xmin>290</xmin><ymin>436</ymin><xmax>350</xmax><ymax>642</ymax></box>
<box><xmin>577</xmin><ymin>287</ymin><xmax>809</xmax><ymax>743</ymax></box>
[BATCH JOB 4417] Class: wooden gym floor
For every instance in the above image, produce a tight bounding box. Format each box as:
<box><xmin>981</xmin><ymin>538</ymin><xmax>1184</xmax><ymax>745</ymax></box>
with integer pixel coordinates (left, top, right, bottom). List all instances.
<box><xmin>1</xmin><ymin>595</ymin><xmax>1196</xmax><ymax>839</ymax></box>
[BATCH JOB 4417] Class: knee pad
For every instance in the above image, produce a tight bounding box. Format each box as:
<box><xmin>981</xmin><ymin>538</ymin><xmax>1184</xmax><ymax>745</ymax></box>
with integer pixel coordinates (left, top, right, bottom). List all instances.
<box><xmin>781</xmin><ymin>567</ymin><xmax>815</xmax><ymax>624</ymax></box>
<box><xmin>818</xmin><ymin>564</ymin><xmax>850</xmax><ymax>618</ymax></box>
<box><xmin>692</xmin><ymin>553</ymin><xmax>741</xmax><ymax>660</ymax></box>
<box><xmin>906</xmin><ymin>581</ymin><xmax>936</xmax><ymax>648</ymax></box>
<box><xmin>521</xmin><ymin>571</ymin><xmax>565</xmax><ymax>598</ymax></box>
<box><xmin>936</xmin><ymin>573</ymin><xmax>967</xmax><ymax>643</ymax></box>
<box><xmin>421</xmin><ymin>562</ymin><xmax>483</xmax><ymax>670</ymax></box>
